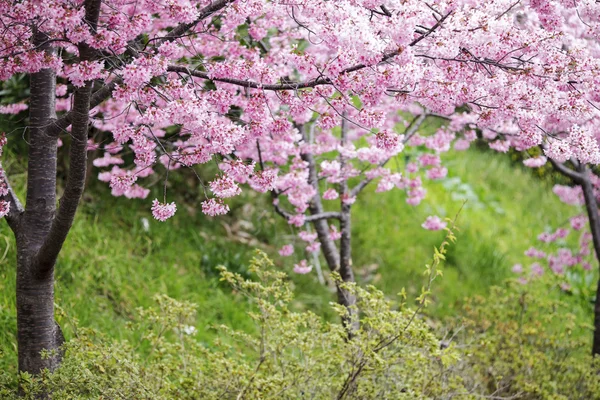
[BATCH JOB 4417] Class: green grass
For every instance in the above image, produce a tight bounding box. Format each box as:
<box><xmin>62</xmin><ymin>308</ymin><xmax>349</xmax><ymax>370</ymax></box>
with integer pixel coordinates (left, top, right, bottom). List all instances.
<box><xmin>352</xmin><ymin>148</ymin><xmax>578</xmax><ymax>316</ymax></box>
<box><xmin>0</xmin><ymin>147</ymin><xmax>593</xmax><ymax>377</ymax></box>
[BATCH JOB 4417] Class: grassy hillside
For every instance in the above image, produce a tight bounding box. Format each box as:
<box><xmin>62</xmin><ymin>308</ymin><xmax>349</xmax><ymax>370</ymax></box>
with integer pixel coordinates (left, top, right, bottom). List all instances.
<box><xmin>0</xmin><ymin>147</ymin><xmax>591</xmax><ymax>376</ymax></box>
<box><xmin>352</xmin><ymin>149</ymin><xmax>577</xmax><ymax>316</ymax></box>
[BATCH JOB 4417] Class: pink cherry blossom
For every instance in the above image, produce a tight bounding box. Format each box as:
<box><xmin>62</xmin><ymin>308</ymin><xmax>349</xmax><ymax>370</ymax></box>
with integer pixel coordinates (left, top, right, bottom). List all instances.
<box><xmin>201</xmin><ymin>198</ymin><xmax>229</xmax><ymax>217</ymax></box>
<box><xmin>570</xmin><ymin>215</ymin><xmax>587</xmax><ymax>231</ymax></box>
<box><xmin>512</xmin><ymin>264</ymin><xmax>523</xmax><ymax>274</ymax></box>
<box><xmin>329</xmin><ymin>225</ymin><xmax>342</xmax><ymax>241</ymax></box>
<box><xmin>151</xmin><ymin>199</ymin><xmax>177</xmax><ymax>222</ymax></box>
<box><xmin>306</xmin><ymin>241</ymin><xmax>321</xmax><ymax>253</ymax></box>
<box><xmin>523</xmin><ymin>156</ymin><xmax>547</xmax><ymax>168</ymax></box>
<box><xmin>421</xmin><ymin>216</ymin><xmax>447</xmax><ymax>231</ymax></box>
<box><xmin>278</xmin><ymin>244</ymin><xmax>294</xmax><ymax>257</ymax></box>
<box><xmin>322</xmin><ymin>188</ymin><xmax>339</xmax><ymax>200</ymax></box>
<box><xmin>210</xmin><ymin>175</ymin><xmax>242</xmax><ymax>198</ymax></box>
<box><xmin>0</xmin><ymin>201</ymin><xmax>9</xmax><ymax>218</ymax></box>
<box><xmin>293</xmin><ymin>260</ymin><xmax>312</xmax><ymax>275</ymax></box>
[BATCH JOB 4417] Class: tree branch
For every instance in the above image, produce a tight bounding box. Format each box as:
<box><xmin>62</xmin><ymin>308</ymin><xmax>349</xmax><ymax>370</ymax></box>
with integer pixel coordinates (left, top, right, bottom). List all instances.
<box><xmin>305</xmin><ymin>211</ymin><xmax>341</xmax><ymax>222</ymax></box>
<box><xmin>167</xmin><ymin>65</ymin><xmax>333</xmax><ymax>90</ymax></box>
<box><xmin>49</xmin><ymin>4</ymin><xmax>451</xmax><ymax>137</ymax></box>
<box><xmin>409</xmin><ymin>11</ymin><xmax>452</xmax><ymax>47</ymax></box>
<box><xmin>47</xmin><ymin>79</ymin><xmax>120</xmax><ymax>137</ymax></box>
<box><xmin>158</xmin><ymin>0</ymin><xmax>234</xmax><ymax>44</ymax></box>
<box><xmin>541</xmin><ymin>142</ymin><xmax>584</xmax><ymax>183</ymax></box>
<box><xmin>548</xmin><ymin>157</ymin><xmax>584</xmax><ymax>183</ymax></box>
<box><xmin>48</xmin><ymin>0</ymin><xmax>234</xmax><ymax>137</ymax></box>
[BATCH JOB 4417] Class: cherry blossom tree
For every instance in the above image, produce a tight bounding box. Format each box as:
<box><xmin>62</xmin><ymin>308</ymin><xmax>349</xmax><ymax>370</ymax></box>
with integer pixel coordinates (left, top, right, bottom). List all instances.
<box><xmin>243</xmin><ymin>109</ymin><xmax>469</xmax><ymax>331</ymax></box>
<box><xmin>3</xmin><ymin>0</ymin><xmax>600</xmax><ymax>376</ymax></box>
<box><xmin>514</xmin><ymin>156</ymin><xmax>600</xmax><ymax>354</ymax></box>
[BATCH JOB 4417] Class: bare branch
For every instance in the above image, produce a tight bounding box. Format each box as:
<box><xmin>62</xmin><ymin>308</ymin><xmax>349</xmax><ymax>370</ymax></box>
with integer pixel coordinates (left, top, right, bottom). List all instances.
<box><xmin>305</xmin><ymin>211</ymin><xmax>342</xmax><ymax>222</ymax></box>
<box><xmin>548</xmin><ymin>157</ymin><xmax>584</xmax><ymax>183</ymax></box>
<box><xmin>409</xmin><ymin>11</ymin><xmax>452</xmax><ymax>46</ymax></box>
<box><xmin>167</xmin><ymin>65</ymin><xmax>333</xmax><ymax>90</ymax></box>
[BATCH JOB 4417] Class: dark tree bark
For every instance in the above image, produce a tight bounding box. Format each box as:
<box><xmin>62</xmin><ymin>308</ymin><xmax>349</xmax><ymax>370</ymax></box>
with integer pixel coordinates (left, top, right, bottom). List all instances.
<box><xmin>16</xmin><ymin>27</ymin><xmax>62</xmax><ymax>374</ymax></box>
<box><xmin>576</xmin><ymin>164</ymin><xmax>600</xmax><ymax>356</ymax></box>
<box><xmin>336</xmin><ymin>117</ymin><xmax>359</xmax><ymax>334</ymax></box>
<box><xmin>550</xmin><ymin>159</ymin><xmax>600</xmax><ymax>356</ymax></box>
<box><xmin>300</xmin><ymin>127</ymin><xmax>358</xmax><ymax>334</ymax></box>
<box><xmin>12</xmin><ymin>0</ymin><xmax>101</xmax><ymax>377</ymax></box>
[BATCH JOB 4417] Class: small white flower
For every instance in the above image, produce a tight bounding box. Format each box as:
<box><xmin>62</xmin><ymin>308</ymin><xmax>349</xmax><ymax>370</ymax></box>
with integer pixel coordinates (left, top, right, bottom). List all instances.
<box><xmin>141</xmin><ymin>217</ymin><xmax>150</xmax><ymax>232</ymax></box>
<box><xmin>182</xmin><ymin>325</ymin><xmax>197</xmax><ymax>336</ymax></box>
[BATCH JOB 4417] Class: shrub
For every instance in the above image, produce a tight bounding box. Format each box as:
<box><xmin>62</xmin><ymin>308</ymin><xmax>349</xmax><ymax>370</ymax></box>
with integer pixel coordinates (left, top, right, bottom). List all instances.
<box><xmin>449</xmin><ymin>275</ymin><xmax>600</xmax><ymax>399</ymax></box>
<box><xmin>1</xmin><ymin>250</ymin><xmax>465</xmax><ymax>399</ymax></box>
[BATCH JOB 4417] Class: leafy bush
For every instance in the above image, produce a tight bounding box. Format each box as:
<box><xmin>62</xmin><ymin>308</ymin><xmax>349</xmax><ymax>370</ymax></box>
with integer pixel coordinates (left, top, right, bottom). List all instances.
<box><xmin>0</xmin><ymin>251</ymin><xmax>465</xmax><ymax>399</ymax></box>
<box><xmin>449</xmin><ymin>275</ymin><xmax>600</xmax><ymax>399</ymax></box>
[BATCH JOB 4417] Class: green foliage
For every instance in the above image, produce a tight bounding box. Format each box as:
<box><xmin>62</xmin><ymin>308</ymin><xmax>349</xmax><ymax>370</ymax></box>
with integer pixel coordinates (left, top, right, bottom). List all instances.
<box><xmin>0</xmin><ymin>251</ymin><xmax>466</xmax><ymax>399</ymax></box>
<box><xmin>0</xmin><ymin>158</ymin><xmax>261</xmax><ymax>378</ymax></box>
<box><xmin>0</xmin><ymin>144</ymin><xmax>594</xmax><ymax>398</ymax></box>
<box><xmin>450</xmin><ymin>276</ymin><xmax>600</xmax><ymax>399</ymax></box>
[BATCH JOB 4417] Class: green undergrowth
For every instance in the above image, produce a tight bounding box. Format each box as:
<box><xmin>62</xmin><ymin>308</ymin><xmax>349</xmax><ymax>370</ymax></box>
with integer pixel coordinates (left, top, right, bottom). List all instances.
<box><xmin>0</xmin><ymin>147</ymin><xmax>593</xmax><ymax>379</ymax></box>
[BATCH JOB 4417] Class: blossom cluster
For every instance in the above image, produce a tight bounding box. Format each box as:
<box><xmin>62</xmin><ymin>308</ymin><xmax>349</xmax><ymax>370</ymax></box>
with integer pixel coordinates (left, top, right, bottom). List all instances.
<box><xmin>3</xmin><ymin>0</ymin><xmax>600</xmax><ymax>277</ymax></box>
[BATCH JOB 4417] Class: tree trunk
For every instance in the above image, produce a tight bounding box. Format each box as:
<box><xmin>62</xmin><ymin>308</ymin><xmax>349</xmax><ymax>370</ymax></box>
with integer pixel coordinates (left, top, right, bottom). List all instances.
<box><xmin>15</xmin><ymin>31</ymin><xmax>63</xmax><ymax>375</ymax></box>
<box><xmin>16</xmin><ymin>251</ymin><xmax>63</xmax><ymax>374</ymax></box>
<box><xmin>300</xmin><ymin>134</ymin><xmax>358</xmax><ymax>333</ymax></box>
<box><xmin>13</xmin><ymin>0</ymin><xmax>100</xmax><ymax>378</ymax></box>
<box><xmin>577</xmin><ymin>165</ymin><xmax>600</xmax><ymax>355</ymax></box>
<box><xmin>337</xmin><ymin>203</ymin><xmax>359</xmax><ymax>335</ymax></box>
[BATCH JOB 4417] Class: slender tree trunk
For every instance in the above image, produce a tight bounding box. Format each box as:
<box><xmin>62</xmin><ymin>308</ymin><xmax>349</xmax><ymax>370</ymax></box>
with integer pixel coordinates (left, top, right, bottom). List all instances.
<box><xmin>577</xmin><ymin>165</ymin><xmax>600</xmax><ymax>356</ymax></box>
<box><xmin>337</xmin><ymin>203</ymin><xmax>358</xmax><ymax>334</ymax></box>
<box><xmin>299</xmin><ymin>123</ymin><xmax>358</xmax><ymax>334</ymax></box>
<box><xmin>337</xmin><ymin>116</ymin><xmax>358</xmax><ymax>333</ymax></box>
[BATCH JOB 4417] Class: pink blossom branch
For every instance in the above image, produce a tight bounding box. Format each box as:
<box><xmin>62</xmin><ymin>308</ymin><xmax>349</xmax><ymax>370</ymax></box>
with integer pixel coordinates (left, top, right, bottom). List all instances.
<box><xmin>158</xmin><ymin>0</ymin><xmax>235</xmax><ymax>44</ymax></box>
<box><xmin>409</xmin><ymin>10</ymin><xmax>452</xmax><ymax>47</ymax></box>
<box><xmin>349</xmin><ymin>112</ymin><xmax>429</xmax><ymax>197</ymax></box>
<box><xmin>540</xmin><ymin>143</ymin><xmax>585</xmax><ymax>183</ymax></box>
<box><xmin>257</xmin><ymin>143</ymin><xmax>341</xmax><ymax>223</ymax></box>
<box><xmin>48</xmin><ymin>0</ymin><xmax>234</xmax><ymax>136</ymax></box>
<box><xmin>0</xmin><ymin>165</ymin><xmax>24</xmax><ymax>233</ymax></box>
<box><xmin>50</xmin><ymin>11</ymin><xmax>455</xmax><ymax>137</ymax></box>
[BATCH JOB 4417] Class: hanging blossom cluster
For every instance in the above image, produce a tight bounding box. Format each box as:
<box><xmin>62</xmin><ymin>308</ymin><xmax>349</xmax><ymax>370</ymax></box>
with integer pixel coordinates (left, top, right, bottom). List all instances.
<box><xmin>151</xmin><ymin>199</ymin><xmax>177</xmax><ymax>222</ymax></box>
<box><xmin>421</xmin><ymin>216</ymin><xmax>447</xmax><ymax>231</ymax></box>
<box><xmin>2</xmin><ymin>0</ymin><xmax>600</xmax><ymax>273</ymax></box>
